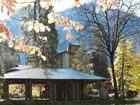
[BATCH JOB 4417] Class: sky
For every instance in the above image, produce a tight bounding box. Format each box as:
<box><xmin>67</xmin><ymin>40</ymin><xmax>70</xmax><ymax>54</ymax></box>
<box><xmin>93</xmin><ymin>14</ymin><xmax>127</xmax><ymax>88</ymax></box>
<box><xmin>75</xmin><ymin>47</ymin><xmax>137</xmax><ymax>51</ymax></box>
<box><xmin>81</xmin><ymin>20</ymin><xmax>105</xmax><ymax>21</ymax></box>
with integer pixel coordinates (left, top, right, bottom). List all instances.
<box><xmin>0</xmin><ymin>0</ymin><xmax>89</xmax><ymax>20</ymax></box>
<box><xmin>0</xmin><ymin>0</ymin><xmax>140</xmax><ymax>20</ymax></box>
<box><xmin>53</xmin><ymin>0</ymin><xmax>90</xmax><ymax>12</ymax></box>
<box><xmin>0</xmin><ymin>0</ymin><xmax>139</xmax><ymax>65</ymax></box>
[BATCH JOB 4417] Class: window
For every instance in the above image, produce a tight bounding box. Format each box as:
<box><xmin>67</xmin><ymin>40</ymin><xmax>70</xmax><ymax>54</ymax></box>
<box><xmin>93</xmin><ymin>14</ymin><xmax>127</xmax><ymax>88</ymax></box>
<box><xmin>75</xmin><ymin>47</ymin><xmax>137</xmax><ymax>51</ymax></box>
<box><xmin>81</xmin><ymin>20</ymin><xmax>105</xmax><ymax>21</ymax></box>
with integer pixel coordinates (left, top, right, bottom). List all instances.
<box><xmin>9</xmin><ymin>84</ymin><xmax>25</xmax><ymax>100</ymax></box>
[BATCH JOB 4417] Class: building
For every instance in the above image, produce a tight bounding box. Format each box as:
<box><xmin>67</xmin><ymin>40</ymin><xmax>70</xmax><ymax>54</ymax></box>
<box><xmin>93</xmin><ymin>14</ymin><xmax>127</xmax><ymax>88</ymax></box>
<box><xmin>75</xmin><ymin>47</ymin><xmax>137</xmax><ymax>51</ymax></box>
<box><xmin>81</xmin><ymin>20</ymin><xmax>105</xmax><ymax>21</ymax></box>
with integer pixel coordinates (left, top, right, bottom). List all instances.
<box><xmin>57</xmin><ymin>41</ymin><xmax>80</xmax><ymax>68</ymax></box>
<box><xmin>0</xmin><ymin>41</ymin><xmax>108</xmax><ymax>100</ymax></box>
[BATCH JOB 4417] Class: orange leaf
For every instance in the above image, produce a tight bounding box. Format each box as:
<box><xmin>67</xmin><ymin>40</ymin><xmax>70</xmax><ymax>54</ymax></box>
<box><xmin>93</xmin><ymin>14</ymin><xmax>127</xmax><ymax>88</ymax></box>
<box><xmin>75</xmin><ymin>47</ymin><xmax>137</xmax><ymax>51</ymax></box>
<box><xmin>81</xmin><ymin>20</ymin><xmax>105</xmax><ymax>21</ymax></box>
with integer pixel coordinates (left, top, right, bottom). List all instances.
<box><xmin>55</xmin><ymin>19</ymin><xmax>62</xmax><ymax>26</ymax></box>
<box><xmin>74</xmin><ymin>0</ymin><xmax>81</xmax><ymax>7</ymax></box>
<box><xmin>65</xmin><ymin>33</ymin><xmax>71</xmax><ymax>40</ymax></box>
<box><xmin>0</xmin><ymin>22</ymin><xmax>12</xmax><ymax>39</ymax></box>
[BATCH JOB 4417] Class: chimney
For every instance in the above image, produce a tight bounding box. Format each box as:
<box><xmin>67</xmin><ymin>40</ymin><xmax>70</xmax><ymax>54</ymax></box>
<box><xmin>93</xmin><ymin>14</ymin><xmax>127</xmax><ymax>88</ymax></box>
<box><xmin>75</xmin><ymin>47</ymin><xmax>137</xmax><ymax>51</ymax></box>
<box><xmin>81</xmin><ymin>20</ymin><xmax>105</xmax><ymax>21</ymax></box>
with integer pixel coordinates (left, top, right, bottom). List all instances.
<box><xmin>57</xmin><ymin>42</ymin><xmax>80</xmax><ymax>69</ymax></box>
<box><xmin>62</xmin><ymin>52</ymin><xmax>69</xmax><ymax>68</ymax></box>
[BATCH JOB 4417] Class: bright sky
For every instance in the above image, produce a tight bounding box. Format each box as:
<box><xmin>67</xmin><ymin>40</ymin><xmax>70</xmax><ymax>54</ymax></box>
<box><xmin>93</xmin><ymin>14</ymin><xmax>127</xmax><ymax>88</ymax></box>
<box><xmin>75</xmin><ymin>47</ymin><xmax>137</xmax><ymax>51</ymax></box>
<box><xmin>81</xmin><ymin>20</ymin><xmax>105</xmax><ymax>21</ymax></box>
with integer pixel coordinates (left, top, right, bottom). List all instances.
<box><xmin>53</xmin><ymin>0</ymin><xmax>90</xmax><ymax>12</ymax></box>
<box><xmin>0</xmin><ymin>0</ymin><xmax>140</xmax><ymax>20</ymax></box>
<box><xmin>0</xmin><ymin>0</ymin><xmax>89</xmax><ymax>20</ymax></box>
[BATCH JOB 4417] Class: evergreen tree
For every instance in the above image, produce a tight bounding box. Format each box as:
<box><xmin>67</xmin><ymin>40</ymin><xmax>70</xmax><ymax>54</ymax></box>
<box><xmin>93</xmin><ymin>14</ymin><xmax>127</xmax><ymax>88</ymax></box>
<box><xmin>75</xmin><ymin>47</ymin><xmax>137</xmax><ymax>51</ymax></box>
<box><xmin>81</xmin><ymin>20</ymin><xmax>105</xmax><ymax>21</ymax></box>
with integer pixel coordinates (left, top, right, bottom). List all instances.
<box><xmin>21</xmin><ymin>0</ymin><xmax>58</xmax><ymax>68</ymax></box>
<box><xmin>114</xmin><ymin>40</ymin><xmax>140</xmax><ymax>93</ymax></box>
<box><xmin>37</xmin><ymin>6</ymin><xmax>58</xmax><ymax>68</ymax></box>
<box><xmin>71</xmin><ymin>44</ymin><xmax>92</xmax><ymax>74</ymax></box>
<box><xmin>0</xmin><ymin>45</ymin><xmax>19</xmax><ymax>73</ymax></box>
<box><xmin>91</xmin><ymin>52</ymin><xmax>109</xmax><ymax>78</ymax></box>
<box><xmin>91</xmin><ymin>30</ymin><xmax>110</xmax><ymax>78</ymax></box>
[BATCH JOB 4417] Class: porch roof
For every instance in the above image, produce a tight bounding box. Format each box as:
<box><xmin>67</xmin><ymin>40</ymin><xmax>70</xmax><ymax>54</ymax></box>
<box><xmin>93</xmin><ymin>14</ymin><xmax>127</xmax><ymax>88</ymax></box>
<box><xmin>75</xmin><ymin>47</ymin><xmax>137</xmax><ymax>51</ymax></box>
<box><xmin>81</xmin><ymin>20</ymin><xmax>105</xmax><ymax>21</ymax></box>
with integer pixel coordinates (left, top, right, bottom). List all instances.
<box><xmin>2</xmin><ymin>65</ymin><xmax>107</xmax><ymax>81</ymax></box>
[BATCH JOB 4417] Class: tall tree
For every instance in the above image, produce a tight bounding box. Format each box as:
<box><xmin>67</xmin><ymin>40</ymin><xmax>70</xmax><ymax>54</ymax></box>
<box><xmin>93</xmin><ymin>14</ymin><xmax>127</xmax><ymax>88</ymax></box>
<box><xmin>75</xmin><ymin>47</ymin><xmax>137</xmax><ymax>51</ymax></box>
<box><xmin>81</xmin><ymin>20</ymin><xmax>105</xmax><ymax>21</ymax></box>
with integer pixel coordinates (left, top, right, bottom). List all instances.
<box><xmin>91</xmin><ymin>30</ymin><xmax>110</xmax><ymax>78</ymax></box>
<box><xmin>71</xmin><ymin>44</ymin><xmax>92</xmax><ymax>74</ymax></box>
<box><xmin>39</xmin><ymin>7</ymin><xmax>58</xmax><ymax>68</ymax></box>
<box><xmin>91</xmin><ymin>52</ymin><xmax>109</xmax><ymax>78</ymax></box>
<box><xmin>77</xmin><ymin>0</ymin><xmax>140</xmax><ymax>99</ymax></box>
<box><xmin>114</xmin><ymin>40</ymin><xmax>140</xmax><ymax>99</ymax></box>
<box><xmin>0</xmin><ymin>45</ymin><xmax>19</xmax><ymax>73</ymax></box>
<box><xmin>21</xmin><ymin>0</ymin><xmax>58</xmax><ymax>68</ymax></box>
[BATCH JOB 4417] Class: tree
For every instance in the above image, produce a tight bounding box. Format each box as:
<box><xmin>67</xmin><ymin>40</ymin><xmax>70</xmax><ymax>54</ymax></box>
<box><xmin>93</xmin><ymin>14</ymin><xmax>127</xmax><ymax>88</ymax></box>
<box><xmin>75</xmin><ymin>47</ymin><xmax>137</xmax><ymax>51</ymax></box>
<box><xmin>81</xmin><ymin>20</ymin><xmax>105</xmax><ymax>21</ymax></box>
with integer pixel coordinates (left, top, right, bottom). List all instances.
<box><xmin>39</xmin><ymin>6</ymin><xmax>58</xmax><ymax>68</ymax></box>
<box><xmin>0</xmin><ymin>44</ymin><xmax>19</xmax><ymax>74</ymax></box>
<box><xmin>91</xmin><ymin>31</ymin><xmax>110</xmax><ymax>78</ymax></box>
<box><xmin>91</xmin><ymin>52</ymin><xmax>109</xmax><ymax>78</ymax></box>
<box><xmin>114</xmin><ymin>40</ymin><xmax>140</xmax><ymax>99</ymax></box>
<box><xmin>78</xmin><ymin>0</ymin><xmax>140</xmax><ymax>99</ymax></box>
<box><xmin>0</xmin><ymin>0</ymin><xmax>116</xmax><ymax>65</ymax></box>
<box><xmin>71</xmin><ymin>44</ymin><xmax>92</xmax><ymax>73</ymax></box>
<box><xmin>20</xmin><ymin>0</ymin><xmax>58</xmax><ymax>68</ymax></box>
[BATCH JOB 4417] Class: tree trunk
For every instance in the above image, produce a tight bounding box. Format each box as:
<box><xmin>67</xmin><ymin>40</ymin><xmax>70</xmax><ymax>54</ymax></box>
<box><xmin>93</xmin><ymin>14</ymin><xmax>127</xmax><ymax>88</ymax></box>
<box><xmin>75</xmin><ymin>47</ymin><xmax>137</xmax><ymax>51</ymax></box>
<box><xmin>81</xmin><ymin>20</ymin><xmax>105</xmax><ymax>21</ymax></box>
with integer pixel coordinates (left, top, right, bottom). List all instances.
<box><xmin>121</xmin><ymin>51</ymin><xmax>125</xmax><ymax>101</ymax></box>
<box><xmin>110</xmin><ymin>56</ymin><xmax>119</xmax><ymax>99</ymax></box>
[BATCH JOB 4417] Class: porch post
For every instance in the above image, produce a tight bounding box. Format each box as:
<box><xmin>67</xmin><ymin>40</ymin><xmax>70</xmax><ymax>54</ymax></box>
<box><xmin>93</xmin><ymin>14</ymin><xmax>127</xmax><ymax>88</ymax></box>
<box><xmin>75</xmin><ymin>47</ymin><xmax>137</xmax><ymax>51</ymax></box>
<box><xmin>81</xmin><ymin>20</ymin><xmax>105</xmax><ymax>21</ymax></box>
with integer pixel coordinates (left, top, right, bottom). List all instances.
<box><xmin>74</xmin><ymin>81</ymin><xmax>79</xmax><ymax>100</ymax></box>
<box><xmin>53</xmin><ymin>81</ymin><xmax>56</xmax><ymax>100</ymax></box>
<box><xmin>45</xmin><ymin>83</ymin><xmax>49</xmax><ymax>99</ymax></box>
<box><xmin>3</xmin><ymin>80</ymin><xmax>9</xmax><ymax>100</ymax></box>
<box><xmin>83</xmin><ymin>83</ymin><xmax>87</xmax><ymax>99</ymax></box>
<box><xmin>28</xmin><ymin>80</ymin><xmax>32</xmax><ymax>100</ymax></box>
<box><xmin>25</xmin><ymin>80</ymin><xmax>32</xmax><ymax>100</ymax></box>
<box><xmin>72</xmin><ymin>81</ymin><xmax>76</xmax><ymax>100</ymax></box>
<box><xmin>49</xmin><ymin>81</ymin><xmax>52</xmax><ymax>100</ymax></box>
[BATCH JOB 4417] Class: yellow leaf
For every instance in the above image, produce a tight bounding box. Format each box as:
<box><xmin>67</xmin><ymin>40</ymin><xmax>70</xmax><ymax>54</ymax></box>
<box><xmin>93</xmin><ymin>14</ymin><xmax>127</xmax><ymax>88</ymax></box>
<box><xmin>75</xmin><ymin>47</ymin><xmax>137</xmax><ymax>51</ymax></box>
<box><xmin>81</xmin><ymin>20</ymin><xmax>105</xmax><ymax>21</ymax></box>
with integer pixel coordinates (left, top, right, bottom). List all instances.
<box><xmin>38</xmin><ymin>23</ymin><xmax>46</xmax><ymax>32</ymax></box>
<box><xmin>43</xmin><ymin>36</ymin><xmax>47</xmax><ymax>41</ymax></box>
<box><xmin>40</xmin><ymin>1</ymin><xmax>49</xmax><ymax>9</ymax></box>
<box><xmin>79</xmin><ymin>25</ymin><xmax>84</xmax><ymax>30</ymax></box>
<box><xmin>48</xmin><ymin>13</ymin><xmax>55</xmax><ymax>24</ymax></box>
<box><xmin>34</xmin><ymin>24</ymin><xmax>40</xmax><ymax>33</ymax></box>
<box><xmin>65</xmin><ymin>33</ymin><xmax>71</xmax><ymax>40</ymax></box>
<box><xmin>110</xmin><ymin>0</ymin><xmax>116</xmax><ymax>4</ymax></box>
<box><xmin>8</xmin><ymin>41</ymin><xmax>14</xmax><ymax>48</ymax></box>
<box><xmin>95</xmin><ymin>6</ymin><xmax>100</xmax><ymax>14</ymax></box>
<box><xmin>75</xmin><ymin>25</ymin><xmax>80</xmax><ymax>31</ymax></box>
<box><xmin>102</xmin><ymin>4</ymin><xmax>109</xmax><ymax>12</ymax></box>
<box><xmin>26</xmin><ymin>21</ymin><xmax>34</xmax><ymax>26</ymax></box>
<box><xmin>41</xmin><ymin>55</ymin><xmax>46</xmax><ymax>61</ymax></box>
<box><xmin>15</xmin><ymin>45</ymin><xmax>20</xmax><ymax>50</ymax></box>
<box><xmin>55</xmin><ymin>19</ymin><xmax>61</xmax><ymax>26</ymax></box>
<box><xmin>29</xmin><ymin>47</ymin><xmax>36</xmax><ymax>55</ymax></box>
<box><xmin>0</xmin><ymin>39</ymin><xmax>2</xmax><ymax>42</ymax></box>
<box><xmin>48</xmin><ymin>18</ymin><xmax>55</xmax><ymax>24</ymax></box>
<box><xmin>46</xmin><ymin>26</ymin><xmax>51</xmax><ymax>32</ymax></box>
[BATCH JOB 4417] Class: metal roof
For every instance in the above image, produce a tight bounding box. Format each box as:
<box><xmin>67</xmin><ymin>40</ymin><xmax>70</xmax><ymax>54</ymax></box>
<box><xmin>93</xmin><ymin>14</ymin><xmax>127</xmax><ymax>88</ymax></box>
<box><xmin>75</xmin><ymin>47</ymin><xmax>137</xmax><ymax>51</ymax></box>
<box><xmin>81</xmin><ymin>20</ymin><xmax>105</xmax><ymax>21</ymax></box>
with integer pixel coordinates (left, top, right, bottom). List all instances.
<box><xmin>3</xmin><ymin>66</ymin><xmax>107</xmax><ymax>80</ymax></box>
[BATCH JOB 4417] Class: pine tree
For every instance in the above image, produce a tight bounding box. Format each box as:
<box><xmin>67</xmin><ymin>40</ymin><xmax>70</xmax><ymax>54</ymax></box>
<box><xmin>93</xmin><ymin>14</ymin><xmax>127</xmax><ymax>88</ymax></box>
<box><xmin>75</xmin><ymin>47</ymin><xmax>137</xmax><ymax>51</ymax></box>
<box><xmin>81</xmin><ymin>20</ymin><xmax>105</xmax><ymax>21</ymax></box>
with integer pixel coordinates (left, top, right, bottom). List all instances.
<box><xmin>39</xmin><ymin>7</ymin><xmax>58</xmax><ymax>68</ymax></box>
<box><xmin>71</xmin><ymin>44</ymin><xmax>92</xmax><ymax>74</ymax></box>
<box><xmin>114</xmin><ymin>40</ymin><xmax>140</xmax><ymax>93</ymax></box>
<box><xmin>20</xmin><ymin>1</ymin><xmax>58</xmax><ymax>68</ymax></box>
<box><xmin>91</xmin><ymin>29</ymin><xmax>110</xmax><ymax>78</ymax></box>
<box><xmin>91</xmin><ymin>52</ymin><xmax>109</xmax><ymax>78</ymax></box>
<box><xmin>0</xmin><ymin>45</ymin><xmax>19</xmax><ymax>73</ymax></box>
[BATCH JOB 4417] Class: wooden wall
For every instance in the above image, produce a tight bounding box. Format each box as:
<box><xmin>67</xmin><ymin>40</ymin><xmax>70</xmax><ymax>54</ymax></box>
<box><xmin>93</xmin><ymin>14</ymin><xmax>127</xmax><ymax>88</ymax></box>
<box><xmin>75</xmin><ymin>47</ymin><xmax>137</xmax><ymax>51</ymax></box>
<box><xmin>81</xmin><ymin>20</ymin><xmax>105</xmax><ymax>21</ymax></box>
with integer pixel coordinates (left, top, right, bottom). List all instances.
<box><xmin>2</xmin><ymin>79</ymin><xmax>86</xmax><ymax>100</ymax></box>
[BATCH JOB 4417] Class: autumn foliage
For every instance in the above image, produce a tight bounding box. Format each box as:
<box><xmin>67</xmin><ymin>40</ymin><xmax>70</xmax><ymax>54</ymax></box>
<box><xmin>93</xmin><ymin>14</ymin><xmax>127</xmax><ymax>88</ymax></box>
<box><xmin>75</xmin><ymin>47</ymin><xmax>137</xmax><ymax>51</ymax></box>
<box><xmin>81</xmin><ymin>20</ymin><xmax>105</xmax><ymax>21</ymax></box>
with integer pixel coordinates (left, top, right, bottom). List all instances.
<box><xmin>0</xmin><ymin>22</ymin><xmax>12</xmax><ymax>40</ymax></box>
<box><xmin>0</xmin><ymin>0</ymin><xmax>116</xmax><ymax>61</ymax></box>
<box><xmin>0</xmin><ymin>0</ymin><xmax>16</xmax><ymax>15</ymax></box>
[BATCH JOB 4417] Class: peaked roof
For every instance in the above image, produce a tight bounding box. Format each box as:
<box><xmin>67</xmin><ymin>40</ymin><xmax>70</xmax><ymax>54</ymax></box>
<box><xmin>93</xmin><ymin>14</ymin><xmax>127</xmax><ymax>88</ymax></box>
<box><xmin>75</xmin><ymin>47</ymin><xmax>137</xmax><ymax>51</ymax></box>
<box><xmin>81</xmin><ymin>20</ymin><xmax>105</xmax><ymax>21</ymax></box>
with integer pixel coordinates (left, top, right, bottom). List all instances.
<box><xmin>2</xmin><ymin>65</ymin><xmax>107</xmax><ymax>81</ymax></box>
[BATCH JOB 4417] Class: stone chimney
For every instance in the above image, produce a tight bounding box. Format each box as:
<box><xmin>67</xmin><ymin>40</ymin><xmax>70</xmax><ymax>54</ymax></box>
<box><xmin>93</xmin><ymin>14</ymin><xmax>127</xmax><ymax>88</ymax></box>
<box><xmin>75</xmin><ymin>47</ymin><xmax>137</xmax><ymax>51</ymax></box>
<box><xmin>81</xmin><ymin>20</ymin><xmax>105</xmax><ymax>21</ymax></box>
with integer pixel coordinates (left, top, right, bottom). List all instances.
<box><xmin>61</xmin><ymin>43</ymin><xmax>80</xmax><ymax>68</ymax></box>
<box><xmin>62</xmin><ymin>52</ymin><xmax>69</xmax><ymax>68</ymax></box>
<box><xmin>57</xmin><ymin>42</ymin><xmax>80</xmax><ymax>69</ymax></box>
